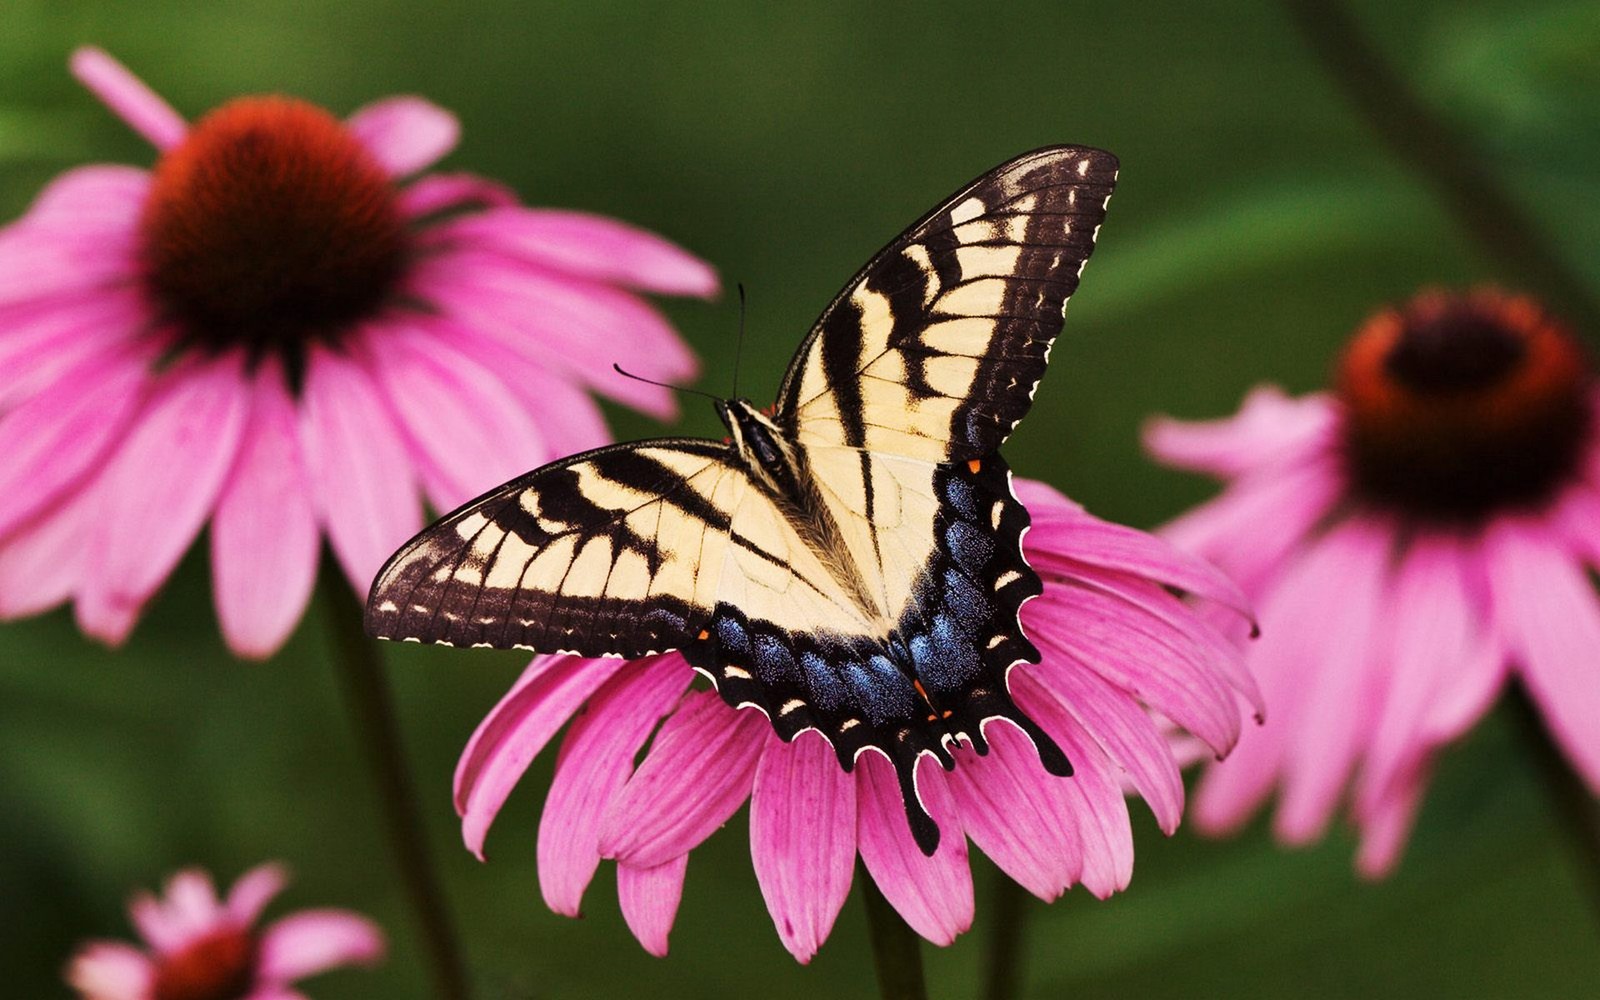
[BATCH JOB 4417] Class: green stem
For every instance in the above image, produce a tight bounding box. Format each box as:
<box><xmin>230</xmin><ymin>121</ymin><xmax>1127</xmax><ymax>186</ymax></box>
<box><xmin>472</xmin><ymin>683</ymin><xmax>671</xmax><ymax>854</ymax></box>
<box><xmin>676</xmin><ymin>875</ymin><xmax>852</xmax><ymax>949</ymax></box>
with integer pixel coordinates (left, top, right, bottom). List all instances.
<box><xmin>319</xmin><ymin>558</ymin><xmax>472</xmax><ymax>1000</ymax></box>
<box><xmin>1281</xmin><ymin>0</ymin><xmax>1600</xmax><ymax>336</ymax></box>
<box><xmin>1505</xmin><ymin>683</ymin><xmax>1600</xmax><ymax>927</ymax></box>
<box><xmin>860</xmin><ymin>865</ymin><xmax>929</xmax><ymax>1000</ymax></box>
<box><xmin>981</xmin><ymin>875</ymin><xmax>1031</xmax><ymax>1000</ymax></box>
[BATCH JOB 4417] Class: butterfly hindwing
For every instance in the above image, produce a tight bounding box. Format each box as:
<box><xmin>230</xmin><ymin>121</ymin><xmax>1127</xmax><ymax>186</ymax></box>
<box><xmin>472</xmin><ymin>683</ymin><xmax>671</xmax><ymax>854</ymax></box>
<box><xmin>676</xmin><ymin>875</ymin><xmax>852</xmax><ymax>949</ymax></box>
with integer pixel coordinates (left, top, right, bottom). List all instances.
<box><xmin>778</xmin><ymin>145</ymin><xmax>1118</xmax><ymax>462</ymax></box>
<box><xmin>365</xmin><ymin>440</ymin><xmax>745</xmax><ymax>657</ymax></box>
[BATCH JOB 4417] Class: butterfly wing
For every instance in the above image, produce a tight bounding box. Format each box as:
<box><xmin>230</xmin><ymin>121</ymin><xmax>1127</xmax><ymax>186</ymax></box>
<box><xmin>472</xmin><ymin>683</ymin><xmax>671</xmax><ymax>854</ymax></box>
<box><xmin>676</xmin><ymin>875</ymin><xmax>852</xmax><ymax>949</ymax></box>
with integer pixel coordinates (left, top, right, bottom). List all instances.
<box><xmin>777</xmin><ymin>144</ymin><xmax>1117</xmax><ymax>462</ymax></box>
<box><xmin>365</xmin><ymin>439</ymin><xmax>746</xmax><ymax>657</ymax></box>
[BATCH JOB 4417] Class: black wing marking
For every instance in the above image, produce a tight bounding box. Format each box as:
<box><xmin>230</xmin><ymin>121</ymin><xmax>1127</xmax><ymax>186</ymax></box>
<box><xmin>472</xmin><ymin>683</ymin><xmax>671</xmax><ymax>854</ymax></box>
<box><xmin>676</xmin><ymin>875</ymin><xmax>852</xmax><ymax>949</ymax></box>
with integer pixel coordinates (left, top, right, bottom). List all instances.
<box><xmin>776</xmin><ymin>145</ymin><xmax>1118</xmax><ymax>462</ymax></box>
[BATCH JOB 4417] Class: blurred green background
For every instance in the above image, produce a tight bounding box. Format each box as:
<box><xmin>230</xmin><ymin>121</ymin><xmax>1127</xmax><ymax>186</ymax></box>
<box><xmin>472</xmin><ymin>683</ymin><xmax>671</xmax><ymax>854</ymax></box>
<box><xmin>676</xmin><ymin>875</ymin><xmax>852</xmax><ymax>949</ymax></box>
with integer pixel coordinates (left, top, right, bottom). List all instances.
<box><xmin>3</xmin><ymin>0</ymin><xmax>1599</xmax><ymax>997</ymax></box>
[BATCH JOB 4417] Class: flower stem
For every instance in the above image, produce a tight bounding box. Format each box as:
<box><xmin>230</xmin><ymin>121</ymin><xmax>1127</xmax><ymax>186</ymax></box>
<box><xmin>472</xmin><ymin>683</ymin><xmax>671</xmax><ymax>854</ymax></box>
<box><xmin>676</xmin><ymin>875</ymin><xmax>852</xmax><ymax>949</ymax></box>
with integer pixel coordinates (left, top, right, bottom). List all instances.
<box><xmin>319</xmin><ymin>558</ymin><xmax>472</xmax><ymax>1000</ymax></box>
<box><xmin>1281</xmin><ymin>0</ymin><xmax>1600</xmax><ymax>336</ymax></box>
<box><xmin>1505</xmin><ymin>683</ymin><xmax>1600</xmax><ymax>927</ymax></box>
<box><xmin>981</xmin><ymin>875</ymin><xmax>1031</xmax><ymax>1000</ymax></box>
<box><xmin>859</xmin><ymin>865</ymin><xmax>929</xmax><ymax>1000</ymax></box>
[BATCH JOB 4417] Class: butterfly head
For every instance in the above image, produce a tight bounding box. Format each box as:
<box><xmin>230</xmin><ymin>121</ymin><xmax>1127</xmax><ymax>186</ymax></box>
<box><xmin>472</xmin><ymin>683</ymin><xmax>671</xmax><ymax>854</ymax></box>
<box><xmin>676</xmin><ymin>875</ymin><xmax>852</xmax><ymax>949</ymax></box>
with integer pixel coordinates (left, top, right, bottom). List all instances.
<box><xmin>718</xmin><ymin>397</ymin><xmax>801</xmax><ymax>496</ymax></box>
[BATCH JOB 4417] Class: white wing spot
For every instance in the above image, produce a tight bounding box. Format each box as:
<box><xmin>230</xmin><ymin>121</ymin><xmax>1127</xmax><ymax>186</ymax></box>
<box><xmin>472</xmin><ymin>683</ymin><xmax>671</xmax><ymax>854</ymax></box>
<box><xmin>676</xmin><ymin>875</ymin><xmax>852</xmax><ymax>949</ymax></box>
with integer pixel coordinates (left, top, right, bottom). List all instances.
<box><xmin>725</xmin><ymin>665</ymin><xmax>753</xmax><ymax>680</ymax></box>
<box><xmin>780</xmin><ymin>699</ymin><xmax>806</xmax><ymax>716</ymax></box>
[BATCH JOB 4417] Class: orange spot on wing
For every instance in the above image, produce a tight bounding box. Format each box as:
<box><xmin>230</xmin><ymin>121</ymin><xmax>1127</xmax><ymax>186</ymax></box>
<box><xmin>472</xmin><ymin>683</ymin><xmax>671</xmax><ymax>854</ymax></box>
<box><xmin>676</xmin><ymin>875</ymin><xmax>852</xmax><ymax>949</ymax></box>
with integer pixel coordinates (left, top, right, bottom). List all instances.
<box><xmin>696</xmin><ymin>628</ymin><xmax>710</xmax><ymax>641</ymax></box>
<box><xmin>967</xmin><ymin>458</ymin><xmax>982</xmax><ymax>474</ymax></box>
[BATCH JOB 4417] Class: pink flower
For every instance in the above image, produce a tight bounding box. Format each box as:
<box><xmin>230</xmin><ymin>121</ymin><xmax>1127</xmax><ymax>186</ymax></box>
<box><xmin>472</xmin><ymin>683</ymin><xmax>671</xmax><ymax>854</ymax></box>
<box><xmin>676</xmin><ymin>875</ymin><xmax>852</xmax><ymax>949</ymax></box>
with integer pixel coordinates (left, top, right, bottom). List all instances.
<box><xmin>1146</xmin><ymin>287</ymin><xmax>1600</xmax><ymax>877</ymax></box>
<box><xmin>453</xmin><ymin>478</ymin><xmax>1256</xmax><ymax>962</ymax></box>
<box><xmin>66</xmin><ymin>863</ymin><xmax>384</xmax><ymax>1000</ymax></box>
<box><xmin>0</xmin><ymin>48</ymin><xmax>716</xmax><ymax>657</ymax></box>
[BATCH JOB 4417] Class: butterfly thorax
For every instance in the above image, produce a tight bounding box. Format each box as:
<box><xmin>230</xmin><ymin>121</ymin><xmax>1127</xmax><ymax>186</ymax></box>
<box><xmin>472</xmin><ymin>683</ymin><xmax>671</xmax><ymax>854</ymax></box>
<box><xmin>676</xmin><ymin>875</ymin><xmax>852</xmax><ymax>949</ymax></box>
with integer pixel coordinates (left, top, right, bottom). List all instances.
<box><xmin>717</xmin><ymin>398</ymin><xmax>804</xmax><ymax>498</ymax></box>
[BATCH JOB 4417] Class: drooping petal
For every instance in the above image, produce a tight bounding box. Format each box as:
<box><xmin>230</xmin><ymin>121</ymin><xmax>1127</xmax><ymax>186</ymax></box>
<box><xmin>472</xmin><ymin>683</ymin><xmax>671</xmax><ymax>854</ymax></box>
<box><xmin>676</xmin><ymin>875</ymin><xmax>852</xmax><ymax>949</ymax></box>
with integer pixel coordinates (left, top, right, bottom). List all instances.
<box><xmin>945</xmin><ymin>720</ymin><xmax>1084</xmax><ymax>901</ymax></box>
<box><xmin>0</xmin><ymin>348</ymin><xmax>148</xmax><ymax>540</ymax></box>
<box><xmin>455</xmin><ymin>654</ymin><xmax>628</xmax><ymax>858</ymax></box>
<box><xmin>434</xmin><ymin>208</ymin><xmax>719</xmax><ymax>298</ymax></box>
<box><xmin>298</xmin><ymin>346</ymin><xmax>421</xmax><ymax>594</ymax></box>
<box><xmin>855</xmin><ymin>753</ymin><xmax>972</xmax><ymax>946</ymax></box>
<box><xmin>211</xmin><ymin>363</ymin><xmax>319</xmax><ymax>659</ymax></box>
<box><xmin>397</xmin><ymin>172</ymin><xmax>518</xmax><ymax>219</ymax></box>
<box><xmin>362</xmin><ymin>325</ymin><xmax>545</xmax><ymax>512</ymax></box>
<box><xmin>749</xmin><ymin>730</ymin><xmax>856</xmax><ymax>963</ymax></box>
<box><xmin>257</xmin><ymin>910</ymin><xmax>385</xmax><ymax>983</ymax></box>
<box><xmin>1488</xmin><ymin>520</ymin><xmax>1600</xmax><ymax>791</ymax></box>
<box><xmin>345</xmin><ymin>96</ymin><xmax>459</xmax><ymax>177</ymax></box>
<box><xmin>225</xmin><ymin>863</ymin><xmax>288</xmax><ymax>926</ymax></box>
<box><xmin>0</xmin><ymin>472</ymin><xmax>99</xmax><ymax>618</ymax></box>
<box><xmin>598</xmin><ymin>691</ymin><xmax>767</xmax><ymax>868</ymax></box>
<box><xmin>69</xmin><ymin>47</ymin><xmax>187</xmax><ymax>150</ymax></box>
<box><xmin>617</xmin><ymin>856</ymin><xmax>689</xmax><ymax>958</ymax></box>
<box><xmin>1353</xmin><ymin>763</ymin><xmax>1430</xmax><ymax>880</ymax></box>
<box><xmin>538</xmin><ymin>657</ymin><xmax>691</xmax><ymax>916</ymax></box>
<box><xmin>65</xmin><ymin>942</ymin><xmax>154</xmax><ymax>1000</ymax></box>
<box><xmin>0</xmin><ymin>290</ymin><xmax>147</xmax><ymax>410</ymax></box>
<box><xmin>77</xmin><ymin>356</ymin><xmax>250</xmax><ymax>646</ymax></box>
<box><xmin>1141</xmin><ymin>386</ymin><xmax>1337</xmax><ymax>478</ymax></box>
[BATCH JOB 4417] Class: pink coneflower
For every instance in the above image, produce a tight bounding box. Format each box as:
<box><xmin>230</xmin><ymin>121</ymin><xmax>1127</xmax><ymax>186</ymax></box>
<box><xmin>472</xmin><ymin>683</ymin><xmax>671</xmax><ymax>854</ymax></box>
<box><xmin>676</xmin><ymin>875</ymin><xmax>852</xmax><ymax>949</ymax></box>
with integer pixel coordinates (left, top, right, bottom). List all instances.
<box><xmin>0</xmin><ymin>48</ymin><xmax>715</xmax><ymax>657</ymax></box>
<box><xmin>1146</xmin><ymin>287</ymin><xmax>1600</xmax><ymax>877</ymax></box>
<box><xmin>66</xmin><ymin>863</ymin><xmax>383</xmax><ymax>1000</ymax></box>
<box><xmin>452</xmin><ymin>477</ymin><xmax>1257</xmax><ymax>961</ymax></box>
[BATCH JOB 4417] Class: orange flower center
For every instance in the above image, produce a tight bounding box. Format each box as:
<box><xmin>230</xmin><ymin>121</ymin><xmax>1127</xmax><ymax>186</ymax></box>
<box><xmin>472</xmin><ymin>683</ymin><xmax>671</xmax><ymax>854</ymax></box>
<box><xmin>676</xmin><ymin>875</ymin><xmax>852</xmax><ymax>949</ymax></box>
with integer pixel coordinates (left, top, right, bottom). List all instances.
<box><xmin>1336</xmin><ymin>288</ymin><xmax>1593</xmax><ymax>521</ymax></box>
<box><xmin>150</xmin><ymin>926</ymin><xmax>258</xmax><ymax>1000</ymax></box>
<box><xmin>139</xmin><ymin>96</ymin><xmax>407</xmax><ymax>369</ymax></box>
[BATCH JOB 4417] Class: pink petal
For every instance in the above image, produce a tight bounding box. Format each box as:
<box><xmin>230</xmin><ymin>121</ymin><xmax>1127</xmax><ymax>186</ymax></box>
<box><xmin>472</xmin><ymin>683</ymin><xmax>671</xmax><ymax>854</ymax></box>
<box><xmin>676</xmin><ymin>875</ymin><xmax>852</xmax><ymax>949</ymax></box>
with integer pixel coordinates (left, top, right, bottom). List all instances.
<box><xmin>946</xmin><ymin>720</ymin><xmax>1085</xmax><ymax>901</ymax></box>
<box><xmin>1018</xmin><ymin>484</ymin><xmax>1252</xmax><ymax>619</ymax></box>
<box><xmin>14</xmin><ymin>164</ymin><xmax>150</xmax><ymax>236</ymax></box>
<box><xmin>434</xmin><ymin>208</ymin><xmax>719</xmax><ymax>298</ymax></box>
<box><xmin>1141</xmin><ymin>386</ymin><xmax>1336</xmax><ymax>478</ymax></box>
<box><xmin>1027</xmin><ymin>655</ymin><xmax>1185</xmax><ymax>834</ymax></box>
<box><xmin>0</xmin><ymin>349</ymin><xmax>148</xmax><ymax>540</ymax></box>
<box><xmin>345</xmin><ymin>96</ymin><xmax>459</xmax><ymax>177</ymax></box>
<box><xmin>397</xmin><ymin>172</ymin><xmax>518</xmax><ymax>219</ymax></box>
<box><xmin>69</xmin><ymin>48</ymin><xmax>187</xmax><ymax>150</ymax></box>
<box><xmin>0</xmin><ymin>291</ymin><xmax>146</xmax><ymax>410</ymax></box>
<box><xmin>456</xmin><ymin>654</ymin><xmax>628</xmax><ymax>858</ymax></box>
<box><xmin>617</xmin><ymin>856</ymin><xmax>689</xmax><ymax>958</ymax></box>
<box><xmin>855</xmin><ymin>753</ymin><xmax>973</xmax><ymax>946</ymax></box>
<box><xmin>0</xmin><ymin>473</ymin><xmax>99</xmax><ymax>618</ymax></box>
<box><xmin>139</xmin><ymin>869</ymin><xmax>224</xmax><ymax>951</ymax></box>
<box><xmin>225</xmin><ymin>863</ymin><xmax>288</xmax><ymax>926</ymax></box>
<box><xmin>1489</xmin><ymin>520</ymin><xmax>1600</xmax><ymax>791</ymax></box>
<box><xmin>77</xmin><ymin>356</ymin><xmax>250</xmax><ymax>645</ymax></box>
<box><xmin>362</xmin><ymin>325</ymin><xmax>546</xmax><ymax>512</ymax></box>
<box><xmin>749</xmin><ymin>730</ymin><xmax>856</xmax><ymax>963</ymax></box>
<box><xmin>211</xmin><ymin>364</ymin><xmax>319</xmax><ymax>659</ymax></box>
<box><xmin>65</xmin><ymin>941</ymin><xmax>153</xmax><ymax>1000</ymax></box>
<box><xmin>1354</xmin><ymin>764</ymin><xmax>1429</xmax><ymax>880</ymax></box>
<box><xmin>598</xmin><ymin>691</ymin><xmax>767</xmax><ymax>868</ymax></box>
<box><xmin>243</xmin><ymin>991</ymin><xmax>311</xmax><ymax>1000</ymax></box>
<box><xmin>257</xmin><ymin>910</ymin><xmax>385</xmax><ymax>983</ymax></box>
<box><xmin>1011</xmin><ymin>672</ymin><xmax>1135</xmax><ymax>897</ymax></box>
<box><xmin>298</xmin><ymin>346</ymin><xmax>421</xmax><ymax>594</ymax></box>
<box><xmin>538</xmin><ymin>657</ymin><xmax>691</xmax><ymax>916</ymax></box>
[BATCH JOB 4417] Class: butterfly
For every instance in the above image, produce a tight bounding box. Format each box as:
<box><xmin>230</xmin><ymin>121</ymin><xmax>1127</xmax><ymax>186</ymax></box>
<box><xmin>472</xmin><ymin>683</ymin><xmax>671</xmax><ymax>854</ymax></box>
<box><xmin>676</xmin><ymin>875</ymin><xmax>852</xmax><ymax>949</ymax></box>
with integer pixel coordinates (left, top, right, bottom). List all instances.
<box><xmin>366</xmin><ymin>146</ymin><xmax>1118</xmax><ymax>854</ymax></box>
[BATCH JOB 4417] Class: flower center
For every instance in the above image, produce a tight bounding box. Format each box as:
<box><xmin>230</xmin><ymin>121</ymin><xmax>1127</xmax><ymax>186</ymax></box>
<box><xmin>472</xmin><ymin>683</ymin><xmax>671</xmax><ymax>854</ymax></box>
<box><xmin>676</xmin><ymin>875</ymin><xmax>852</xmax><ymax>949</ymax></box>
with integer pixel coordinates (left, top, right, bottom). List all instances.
<box><xmin>139</xmin><ymin>96</ymin><xmax>407</xmax><ymax>366</ymax></box>
<box><xmin>1336</xmin><ymin>288</ymin><xmax>1593</xmax><ymax>521</ymax></box>
<box><xmin>150</xmin><ymin>926</ymin><xmax>258</xmax><ymax>1000</ymax></box>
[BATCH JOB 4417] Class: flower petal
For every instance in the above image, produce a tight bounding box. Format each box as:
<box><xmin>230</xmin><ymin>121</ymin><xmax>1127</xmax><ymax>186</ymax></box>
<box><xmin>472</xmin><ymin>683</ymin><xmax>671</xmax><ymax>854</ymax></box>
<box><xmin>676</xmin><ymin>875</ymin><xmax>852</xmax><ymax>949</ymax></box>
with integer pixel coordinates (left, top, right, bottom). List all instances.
<box><xmin>77</xmin><ymin>356</ymin><xmax>249</xmax><ymax>646</ymax></box>
<box><xmin>362</xmin><ymin>325</ymin><xmax>545</xmax><ymax>512</ymax></box>
<box><xmin>257</xmin><ymin>910</ymin><xmax>385</xmax><ymax>983</ymax></box>
<box><xmin>12</xmin><ymin>164</ymin><xmax>151</xmax><ymax>235</ymax></box>
<box><xmin>0</xmin><ymin>348</ymin><xmax>148</xmax><ymax>540</ymax></box>
<box><xmin>397</xmin><ymin>172</ymin><xmax>518</xmax><ymax>219</ymax></box>
<box><xmin>0</xmin><ymin>473</ymin><xmax>99</xmax><ymax>618</ymax></box>
<box><xmin>456</xmin><ymin>654</ymin><xmax>628</xmax><ymax>858</ymax></box>
<box><xmin>538</xmin><ymin>657</ymin><xmax>691</xmax><ymax>916</ymax></box>
<box><xmin>65</xmin><ymin>941</ymin><xmax>153</xmax><ymax>1000</ymax></box>
<box><xmin>298</xmin><ymin>346</ymin><xmax>421</xmax><ymax>594</ymax></box>
<box><xmin>70</xmin><ymin>47</ymin><xmax>187</xmax><ymax>150</ymax></box>
<box><xmin>617</xmin><ymin>856</ymin><xmax>689</xmax><ymax>958</ymax></box>
<box><xmin>855</xmin><ymin>753</ymin><xmax>972</xmax><ymax>946</ymax></box>
<box><xmin>435</xmin><ymin>208</ymin><xmax>719</xmax><ymax>298</ymax></box>
<box><xmin>225</xmin><ymin>863</ymin><xmax>288</xmax><ymax>926</ymax></box>
<box><xmin>1141</xmin><ymin>386</ymin><xmax>1336</xmax><ymax>478</ymax></box>
<box><xmin>1489</xmin><ymin>520</ymin><xmax>1600</xmax><ymax>791</ymax></box>
<box><xmin>345</xmin><ymin>96</ymin><xmax>459</xmax><ymax>177</ymax></box>
<box><xmin>1354</xmin><ymin>763</ymin><xmax>1429</xmax><ymax>880</ymax></box>
<box><xmin>750</xmin><ymin>730</ymin><xmax>856</xmax><ymax>963</ymax></box>
<box><xmin>211</xmin><ymin>364</ymin><xmax>319</xmax><ymax>659</ymax></box>
<box><xmin>598</xmin><ymin>691</ymin><xmax>767</xmax><ymax>868</ymax></box>
<box><xmin>0</xmin><ymin>291</ymin><xmax>146</xmax><ymax>410</ymax></box>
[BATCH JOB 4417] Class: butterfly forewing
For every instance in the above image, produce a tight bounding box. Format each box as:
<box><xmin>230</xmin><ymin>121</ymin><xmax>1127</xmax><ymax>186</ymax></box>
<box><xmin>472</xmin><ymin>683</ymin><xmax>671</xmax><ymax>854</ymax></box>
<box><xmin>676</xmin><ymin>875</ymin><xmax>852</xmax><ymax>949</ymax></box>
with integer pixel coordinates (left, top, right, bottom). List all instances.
<box><xmin>779</xmin><ymin>145</ymin><xmax>1118</xmax><ymax>462</ymax></box>
<box><xmin>365</xmin><ymin>440</ymin><xmax>744</xmax><ymax>657</ymax></box>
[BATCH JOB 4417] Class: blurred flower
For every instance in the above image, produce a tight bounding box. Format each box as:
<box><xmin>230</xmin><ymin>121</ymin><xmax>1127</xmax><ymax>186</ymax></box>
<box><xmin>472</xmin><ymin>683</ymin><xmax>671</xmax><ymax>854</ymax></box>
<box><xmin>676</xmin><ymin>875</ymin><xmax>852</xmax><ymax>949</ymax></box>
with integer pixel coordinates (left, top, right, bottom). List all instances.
<box><xmin>0</xmin><ymin>47</ymin><xmax>715</xmax><ymax>657</ymax></box>
<box><xmin>66</xmin><ymin>863</ymin><xmax>383</xmax><ymax>1000</ymax></box>
<box><xmin>1147</xmin><ymin>287</ymin><xmax>1600</xmax><ymax>877</ymax></box>
<box><xmin>453</xmin><ymin>479</ymin><xmax>1256</xmax><ymax>961</ymax></box>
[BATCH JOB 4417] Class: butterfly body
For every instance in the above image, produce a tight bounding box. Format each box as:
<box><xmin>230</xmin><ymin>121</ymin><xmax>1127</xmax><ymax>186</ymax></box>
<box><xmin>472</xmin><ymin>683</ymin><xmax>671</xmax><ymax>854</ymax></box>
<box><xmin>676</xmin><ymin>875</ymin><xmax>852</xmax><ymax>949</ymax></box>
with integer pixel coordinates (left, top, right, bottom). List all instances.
<box><xmin>367</xmin><ymin>146</ymin><xmax>1119</xmax><ymax>853</ymax></box>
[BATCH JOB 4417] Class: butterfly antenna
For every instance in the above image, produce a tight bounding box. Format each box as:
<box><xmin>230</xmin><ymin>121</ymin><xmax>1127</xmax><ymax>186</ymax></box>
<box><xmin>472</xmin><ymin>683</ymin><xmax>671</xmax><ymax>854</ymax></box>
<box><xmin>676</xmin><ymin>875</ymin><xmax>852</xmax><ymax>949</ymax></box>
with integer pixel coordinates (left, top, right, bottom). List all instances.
<box><xmin>612</xmin><ymin>363</ymin><xmax>722</xmax><ymax>404</ymax></box>
<box><xmin>732</xmin><ymin>282</ymin><xmax>748</xmax><ymax>399</ymax></box>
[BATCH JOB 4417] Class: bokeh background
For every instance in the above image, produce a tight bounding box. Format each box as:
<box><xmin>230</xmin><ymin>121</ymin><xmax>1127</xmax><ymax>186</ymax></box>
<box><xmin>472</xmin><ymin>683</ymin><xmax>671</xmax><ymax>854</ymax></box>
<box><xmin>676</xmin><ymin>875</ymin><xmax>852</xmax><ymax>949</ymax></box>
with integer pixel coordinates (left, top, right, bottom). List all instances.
<box><xmin>3</xmin><ymin>1</ymin><xmax>1599</xmax><ymax>996</ymax></box>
